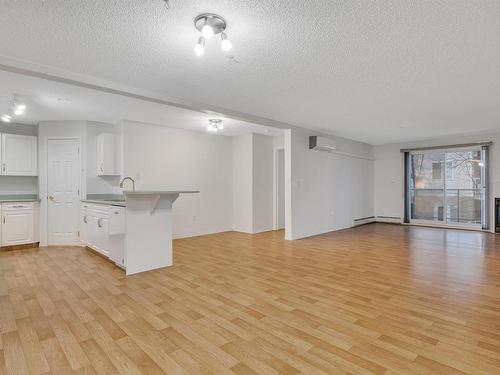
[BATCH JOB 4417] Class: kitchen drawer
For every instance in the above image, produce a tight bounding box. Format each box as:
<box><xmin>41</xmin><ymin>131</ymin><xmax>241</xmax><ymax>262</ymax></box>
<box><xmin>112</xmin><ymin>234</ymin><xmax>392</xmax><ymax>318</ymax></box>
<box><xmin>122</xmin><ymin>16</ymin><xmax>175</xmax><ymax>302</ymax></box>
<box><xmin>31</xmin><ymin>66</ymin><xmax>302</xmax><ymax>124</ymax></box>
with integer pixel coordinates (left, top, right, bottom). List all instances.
<box><xmin>87</xmin><ymin>205</ymin><xmax>110</xmax><ymax>218</ymax></box>
<box><xmin>3</xmin><ymin>202</ymin><xmax>34</xmax><ymax>211</ymax></box>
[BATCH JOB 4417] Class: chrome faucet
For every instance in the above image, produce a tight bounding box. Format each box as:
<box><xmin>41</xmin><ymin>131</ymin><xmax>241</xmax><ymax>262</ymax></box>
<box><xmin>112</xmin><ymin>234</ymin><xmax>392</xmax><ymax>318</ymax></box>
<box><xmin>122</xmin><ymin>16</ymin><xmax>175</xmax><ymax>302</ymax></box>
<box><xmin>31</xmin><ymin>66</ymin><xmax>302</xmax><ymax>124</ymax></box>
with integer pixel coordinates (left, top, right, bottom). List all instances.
<box><xmin>120</xmin><ymin>176</ymin><xmax>136</xmax><ymax>191</ymax></box>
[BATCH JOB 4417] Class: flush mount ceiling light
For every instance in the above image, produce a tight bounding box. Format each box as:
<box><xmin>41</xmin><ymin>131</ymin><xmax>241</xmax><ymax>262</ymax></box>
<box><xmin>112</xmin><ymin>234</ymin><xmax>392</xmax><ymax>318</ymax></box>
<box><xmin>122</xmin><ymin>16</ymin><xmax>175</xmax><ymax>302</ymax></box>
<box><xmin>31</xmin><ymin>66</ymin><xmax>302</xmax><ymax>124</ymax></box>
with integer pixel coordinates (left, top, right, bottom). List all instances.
<box><xmin>2</xmin><ymin>95</ymin><xmax>26</xmax><ymax>122</ymax></box>
<box><xmin>207</xmin><ymin>119</ymin><xmax>224</xmax><ymax>132</ymax></box>
<box><xmin>193</xmin><ymin>13</ymin><xmax>232</xmax><ymax>56</ymax></box>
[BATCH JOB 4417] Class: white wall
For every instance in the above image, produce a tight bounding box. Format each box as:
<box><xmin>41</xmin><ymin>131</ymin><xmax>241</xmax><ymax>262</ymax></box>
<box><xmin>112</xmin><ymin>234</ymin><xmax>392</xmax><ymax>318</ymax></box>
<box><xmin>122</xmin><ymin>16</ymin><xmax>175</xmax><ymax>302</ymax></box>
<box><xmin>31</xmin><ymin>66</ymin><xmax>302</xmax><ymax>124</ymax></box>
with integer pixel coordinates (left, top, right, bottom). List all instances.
<box><xmin>0</xmin><ymin>176</ymin><xmax>37</xmax><ymax>195</ymax></box>
<box><xmin>232</xmin><ymin>133</ymin><xmax>275</xmax><ymax>234</ymax></box>
<box><xmin>374</xmin><ymin>131</ymin><xmax>500</xmax><ymax>230</ymax></box>
<box><xmin>252</xmin><ymin>134</ymin><xmax>274</xmax><ymax>233</ymax></box>
<box><xmin>285</xmin><ymin>128</ymin><xmax>374</xmax><ymax>240</ymax></box>
<box><xmin>232</xmin><ymin>134</ymin><xmax>253</xmax><ymax>233</ymax></box>
<box><xmin>86</xmin><ymin>121</ymin><xmax>121</xmax><ymax>195</ymax></box>
<box><xmin>374</xmin><ymin>143</ymin><xmax>405</xmax><ymax>219</ymax></box>
<box><xmin>275</xmin><ymin>148</ymin><xmax>285</xmax><ymax>229</ymax></box>
<box><xmin>0</xmin><ymin>123</ymin><xmax>37</xmax><ymax>136</ymax></box>
<box><xmin>123</xmin><ymin>121</ymin><xmax>233</xmax><ymax>238</ymax></box>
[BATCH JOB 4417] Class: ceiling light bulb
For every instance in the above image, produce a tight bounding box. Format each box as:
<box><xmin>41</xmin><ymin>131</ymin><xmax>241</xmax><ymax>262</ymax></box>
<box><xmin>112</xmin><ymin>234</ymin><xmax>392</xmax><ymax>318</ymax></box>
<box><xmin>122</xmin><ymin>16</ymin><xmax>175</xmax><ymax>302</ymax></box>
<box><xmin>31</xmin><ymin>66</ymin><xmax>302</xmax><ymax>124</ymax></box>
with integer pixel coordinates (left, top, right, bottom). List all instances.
<box><xmin>194</xmin><ymin>37</ymin><xmax>205</xmax><ymax>56</ymax></box>
<box><xmin>220</xmin><ymin>33</ymin><xmax>232</xmax><ymax>51</ymax></box>
<box><xmin>1</xmin><ymin>115</ymin><xmax>11</xmax><ymax>123</ymax></box>
<box><xmin>201</xmin><ymin>24</ymin><xmax>214</xmax><ymax>39</ymax></box>
<box><xmin>218</xmin><ymin>123</ymin><xmax>224</xmax><ymax>130</ymax></box>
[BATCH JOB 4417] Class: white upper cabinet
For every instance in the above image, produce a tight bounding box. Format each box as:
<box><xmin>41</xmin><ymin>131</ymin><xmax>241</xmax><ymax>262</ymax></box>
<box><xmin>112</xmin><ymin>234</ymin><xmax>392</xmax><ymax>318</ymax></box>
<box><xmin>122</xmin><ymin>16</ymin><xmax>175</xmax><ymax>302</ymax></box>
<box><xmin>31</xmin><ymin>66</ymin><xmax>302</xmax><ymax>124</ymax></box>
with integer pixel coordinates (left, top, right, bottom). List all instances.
<box><xmin>97</xmin><ymin>133</ymin><xmax>119</xmax><ymax>176</ymax></box>
<box><xmin>1</xmin><ymin>134</ymin><xmax>37</xmax><ymax>176</ymax></box>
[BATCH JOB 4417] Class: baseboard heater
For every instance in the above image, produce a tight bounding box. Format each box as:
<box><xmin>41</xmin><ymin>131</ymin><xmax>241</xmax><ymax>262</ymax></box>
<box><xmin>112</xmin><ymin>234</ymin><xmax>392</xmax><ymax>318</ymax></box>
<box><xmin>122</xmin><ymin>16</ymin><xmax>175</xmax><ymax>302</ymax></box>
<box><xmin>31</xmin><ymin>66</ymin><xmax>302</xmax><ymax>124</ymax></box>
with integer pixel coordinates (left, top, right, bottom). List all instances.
<box><xmin>352</xmin><ymin>216</ymin><xmax>376</xmax><ymax>227</ymax></box>
<box><xmin>376</xmin><ymin>216</ymin><xmax>402</xmax><ymax>224</ymax></box>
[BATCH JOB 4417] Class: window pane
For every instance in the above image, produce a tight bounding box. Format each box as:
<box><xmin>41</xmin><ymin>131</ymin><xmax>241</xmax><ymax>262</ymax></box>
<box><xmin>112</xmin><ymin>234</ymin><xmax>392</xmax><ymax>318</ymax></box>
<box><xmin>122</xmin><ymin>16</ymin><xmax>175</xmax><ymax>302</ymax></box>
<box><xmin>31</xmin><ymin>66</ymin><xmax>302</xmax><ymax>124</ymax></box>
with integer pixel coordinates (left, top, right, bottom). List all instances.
<box><xmin>446</xmin><ymin>189</ymin><xmax>483</xmax><ymax>224</ymax></box>
<box><xmin>445</xmin><ymin>151</ymin><xmax>482</xmax><ymax>190</ymax></box>
<box><xmin>411</xmin><ymin>153</ymin><xmax>445</xmax><ymax>189</ymax></box>
<box><xmin>411</xmin><ymin>189</ymin><xmax>444</xmax><ymax>221</ymax></box>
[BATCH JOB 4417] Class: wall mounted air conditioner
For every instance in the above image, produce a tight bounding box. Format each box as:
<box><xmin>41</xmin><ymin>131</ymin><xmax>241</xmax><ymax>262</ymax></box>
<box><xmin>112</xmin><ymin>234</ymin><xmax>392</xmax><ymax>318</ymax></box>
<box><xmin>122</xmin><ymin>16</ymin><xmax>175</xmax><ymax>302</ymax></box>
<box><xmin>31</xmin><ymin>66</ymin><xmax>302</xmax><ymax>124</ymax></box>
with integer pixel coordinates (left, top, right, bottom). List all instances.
<box><xmin>309</xmin><ymin>136</ymin><xmax>337</xmax><ymax>152</ymax></box>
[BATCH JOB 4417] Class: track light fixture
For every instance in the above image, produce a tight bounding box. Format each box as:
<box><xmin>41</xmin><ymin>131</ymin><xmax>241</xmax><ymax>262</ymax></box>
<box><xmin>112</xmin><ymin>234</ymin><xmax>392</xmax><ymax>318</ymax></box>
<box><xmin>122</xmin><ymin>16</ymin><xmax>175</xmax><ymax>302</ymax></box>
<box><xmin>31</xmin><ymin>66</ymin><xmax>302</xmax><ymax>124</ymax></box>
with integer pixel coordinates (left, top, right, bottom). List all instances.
<box><xmin>2</xmin><ymin>96</ymin><xmax>26</xmax><ymax>123</ymax></box>
<box><xmin>207</xmin><ymin>119</ymin><xmax>224</xmax><ymax>132</ymax></box>
<box><xmin>193</xmin><ymin>13</ymin><xmax>232</xmax><ymax>56</ymax></box>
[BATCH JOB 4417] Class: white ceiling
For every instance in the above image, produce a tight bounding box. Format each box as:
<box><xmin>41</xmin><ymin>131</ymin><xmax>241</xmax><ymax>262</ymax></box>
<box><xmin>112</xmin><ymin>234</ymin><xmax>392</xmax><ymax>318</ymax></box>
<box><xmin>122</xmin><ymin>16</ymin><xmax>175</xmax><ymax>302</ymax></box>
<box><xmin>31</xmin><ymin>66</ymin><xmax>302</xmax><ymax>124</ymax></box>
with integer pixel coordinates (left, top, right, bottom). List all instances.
<box><xmin>0</xmin><ymin>0</ymin><xmax>499</xmax><ymax>144</ymax></box>
<box><xmin>0</xmin><ymin>70</ymin><xmax>282</xmax><ymax>137</ymax></box>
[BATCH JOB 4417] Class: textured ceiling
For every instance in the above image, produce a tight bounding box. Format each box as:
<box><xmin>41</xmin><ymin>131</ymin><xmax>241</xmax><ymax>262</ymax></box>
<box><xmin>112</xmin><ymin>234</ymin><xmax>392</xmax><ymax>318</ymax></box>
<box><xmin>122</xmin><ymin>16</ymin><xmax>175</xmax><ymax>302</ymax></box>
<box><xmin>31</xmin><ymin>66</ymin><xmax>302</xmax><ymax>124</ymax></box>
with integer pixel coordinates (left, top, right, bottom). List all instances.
<box><xmin>0</xmin><ymin>70</ymin><xmax>281</xmax><ymax>137</ymax></box>
<box><xmin>0</xmin><ymin>0</ymin><xmax>499</xmax><ymax>144</ymax></box>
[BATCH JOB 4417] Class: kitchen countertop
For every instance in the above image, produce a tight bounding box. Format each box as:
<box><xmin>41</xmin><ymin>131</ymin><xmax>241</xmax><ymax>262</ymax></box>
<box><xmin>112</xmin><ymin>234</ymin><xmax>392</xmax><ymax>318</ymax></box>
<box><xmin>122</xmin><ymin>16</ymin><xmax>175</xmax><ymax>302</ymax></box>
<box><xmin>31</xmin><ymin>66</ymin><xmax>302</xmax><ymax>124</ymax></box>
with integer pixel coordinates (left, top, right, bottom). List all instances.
<box><xmin>81</xmin><ymin>191</ymin><xmax>199</xmax><ymax>207</ymax></box>
<box><xmin>81</xmin><ymin>199</ymin><xmax>126</xmax><ymax>207</ymax></box>
<box><xmin>0</xmin><ymin>199</ymin><xmax>41</xmax><ymax>202</ymax></box>
<box><xmin>123</xmin><ymin>190</ymin><xmax>200</xmax><ymax>195</ymax></box>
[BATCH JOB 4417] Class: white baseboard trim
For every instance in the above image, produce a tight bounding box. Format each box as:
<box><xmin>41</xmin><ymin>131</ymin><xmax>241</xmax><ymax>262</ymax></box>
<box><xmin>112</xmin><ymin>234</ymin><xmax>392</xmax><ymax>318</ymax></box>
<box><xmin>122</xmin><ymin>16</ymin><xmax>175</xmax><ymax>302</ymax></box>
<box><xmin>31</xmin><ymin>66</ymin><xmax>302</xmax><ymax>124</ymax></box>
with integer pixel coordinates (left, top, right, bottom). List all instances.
<box><xmin>352</xmin><ymin>216</ymin><xmax>376</xmax><ymax>227</ymax></box>
<box><xmin>375</xmin><ymin>216</ymin><xmax>403</xmax><ymax>224</ymax></box>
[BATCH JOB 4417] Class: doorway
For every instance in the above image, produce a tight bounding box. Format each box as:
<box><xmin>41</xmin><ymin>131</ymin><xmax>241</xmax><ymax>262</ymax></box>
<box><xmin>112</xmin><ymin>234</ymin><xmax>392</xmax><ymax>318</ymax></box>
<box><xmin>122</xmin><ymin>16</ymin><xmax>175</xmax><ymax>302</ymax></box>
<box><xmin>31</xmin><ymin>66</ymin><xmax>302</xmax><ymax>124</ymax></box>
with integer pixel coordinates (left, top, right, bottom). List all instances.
<box><xmin>406</xmin><ymin>146</ymin><xmax>487</xmax><ymax>230</ymax></box>
<box><xmin>274</xmin><ymin>148</ymin><xmax>285</xmax><ymax>230</ymax></box>
<box><xmin>47</xmin><ymin>138</ymin><xmax>81</xmax><ymax>245</ymax></box>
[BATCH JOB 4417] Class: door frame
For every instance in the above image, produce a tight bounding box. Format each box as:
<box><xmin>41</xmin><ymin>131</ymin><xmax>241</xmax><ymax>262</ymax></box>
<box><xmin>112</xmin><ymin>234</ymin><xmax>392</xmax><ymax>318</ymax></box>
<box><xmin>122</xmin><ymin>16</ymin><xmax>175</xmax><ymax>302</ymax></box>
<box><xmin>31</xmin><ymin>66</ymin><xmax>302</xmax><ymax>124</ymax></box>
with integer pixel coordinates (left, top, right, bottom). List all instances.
<box><xmin>44</xmin><ymin>136</ymin><xmax>82</xmax><ymax>246</ymax></box>
<box><xmin>273</xmin><ymin>147</ymin><xmax>285</xmax><ymax>231</ymax></box>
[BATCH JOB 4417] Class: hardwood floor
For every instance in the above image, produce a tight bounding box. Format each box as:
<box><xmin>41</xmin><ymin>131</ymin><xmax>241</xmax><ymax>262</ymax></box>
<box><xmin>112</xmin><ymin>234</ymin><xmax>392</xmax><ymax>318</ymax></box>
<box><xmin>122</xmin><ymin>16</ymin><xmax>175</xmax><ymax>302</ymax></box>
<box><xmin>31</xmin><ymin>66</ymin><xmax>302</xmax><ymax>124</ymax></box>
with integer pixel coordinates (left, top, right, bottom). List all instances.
<box><xmin>1</xmin><ymin>223</ymin><xmax>500</xmax><ymax>374</ymax></box>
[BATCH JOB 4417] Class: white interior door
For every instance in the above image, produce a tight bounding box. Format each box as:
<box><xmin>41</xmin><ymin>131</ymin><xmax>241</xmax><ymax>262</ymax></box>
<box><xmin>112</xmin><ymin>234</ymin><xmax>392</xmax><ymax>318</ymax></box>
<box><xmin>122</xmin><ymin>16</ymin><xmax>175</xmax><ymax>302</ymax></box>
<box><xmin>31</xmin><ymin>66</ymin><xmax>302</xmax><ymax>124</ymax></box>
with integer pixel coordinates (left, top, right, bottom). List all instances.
<box><xmin>47</xmin><ymin>139</ymin><xmax>80</xmax><ymax>245</ymax></box>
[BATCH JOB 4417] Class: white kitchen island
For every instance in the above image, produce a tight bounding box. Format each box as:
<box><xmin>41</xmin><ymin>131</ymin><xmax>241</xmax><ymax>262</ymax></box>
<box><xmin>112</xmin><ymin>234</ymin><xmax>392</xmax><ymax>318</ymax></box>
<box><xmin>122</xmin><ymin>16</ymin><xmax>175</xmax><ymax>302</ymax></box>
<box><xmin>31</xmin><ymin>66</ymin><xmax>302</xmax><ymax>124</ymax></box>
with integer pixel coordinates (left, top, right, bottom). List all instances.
<box><xmin>124</xmin><ymin>190</ymin><xmax>199</xmax><ymax>275</ymax></box>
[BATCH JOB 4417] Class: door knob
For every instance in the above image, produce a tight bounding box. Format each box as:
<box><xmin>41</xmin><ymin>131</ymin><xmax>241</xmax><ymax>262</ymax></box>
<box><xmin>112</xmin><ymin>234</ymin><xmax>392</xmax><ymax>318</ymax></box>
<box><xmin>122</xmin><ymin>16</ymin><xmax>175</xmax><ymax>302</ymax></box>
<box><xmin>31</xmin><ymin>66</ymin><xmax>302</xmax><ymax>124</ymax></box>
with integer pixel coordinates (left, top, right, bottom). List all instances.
<box><xmin>48</xmin><ymin>196</ymin><xmax>55</xmax><ymax>201</ymax></box>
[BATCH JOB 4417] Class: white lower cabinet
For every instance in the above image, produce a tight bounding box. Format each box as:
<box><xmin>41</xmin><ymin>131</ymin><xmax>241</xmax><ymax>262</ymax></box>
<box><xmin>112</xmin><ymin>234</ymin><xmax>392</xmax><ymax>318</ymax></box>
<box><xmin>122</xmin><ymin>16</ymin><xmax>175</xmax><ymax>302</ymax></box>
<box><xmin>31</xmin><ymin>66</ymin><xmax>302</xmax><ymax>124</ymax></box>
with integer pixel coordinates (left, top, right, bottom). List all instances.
<box><xmin>1</xmin><ymin>202</ymin><xmax>37</xmax><ymax>247</ymax></box>
<box><xmin>80</xmin><ymin>203</ymin><xmax>125</xmax><ymax>268</ymax></box>
<box><xmin>108</xmin><ymin>206</ymin><xmax>125</xmax><ymax>267</ymax></box>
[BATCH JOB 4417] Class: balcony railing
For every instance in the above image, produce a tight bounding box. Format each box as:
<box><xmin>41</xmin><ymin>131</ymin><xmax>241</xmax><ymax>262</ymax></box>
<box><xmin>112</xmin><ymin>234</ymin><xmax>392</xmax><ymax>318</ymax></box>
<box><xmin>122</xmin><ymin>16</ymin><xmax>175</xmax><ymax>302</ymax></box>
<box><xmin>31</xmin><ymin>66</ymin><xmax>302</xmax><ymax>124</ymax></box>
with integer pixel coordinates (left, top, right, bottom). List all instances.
<box><xmin>410</xmin><ymin>188</ymin><xmax>483</xmax><ymax>224</ymax></box>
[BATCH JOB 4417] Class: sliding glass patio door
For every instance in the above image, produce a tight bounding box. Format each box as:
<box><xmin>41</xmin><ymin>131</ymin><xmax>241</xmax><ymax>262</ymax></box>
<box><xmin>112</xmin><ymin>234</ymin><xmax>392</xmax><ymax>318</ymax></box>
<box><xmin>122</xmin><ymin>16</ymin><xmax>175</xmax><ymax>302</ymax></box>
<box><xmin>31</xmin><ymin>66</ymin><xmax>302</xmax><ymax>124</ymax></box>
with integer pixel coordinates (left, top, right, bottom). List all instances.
<box><xmin>407</xmin><ymin>147</ymin><xmax>486</xmax><ymax>229</ymax></box>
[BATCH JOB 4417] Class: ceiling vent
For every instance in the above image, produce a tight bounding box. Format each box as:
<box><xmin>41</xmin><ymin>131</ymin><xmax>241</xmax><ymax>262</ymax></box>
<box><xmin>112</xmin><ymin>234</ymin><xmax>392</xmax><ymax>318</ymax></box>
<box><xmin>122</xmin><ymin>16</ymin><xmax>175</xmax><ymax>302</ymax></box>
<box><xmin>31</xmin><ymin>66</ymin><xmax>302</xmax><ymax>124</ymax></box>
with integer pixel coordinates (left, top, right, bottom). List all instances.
<box><xmin>309</xmin><ymin>136</ymin><xmax>337</xmax><ymax>152</ymax></box>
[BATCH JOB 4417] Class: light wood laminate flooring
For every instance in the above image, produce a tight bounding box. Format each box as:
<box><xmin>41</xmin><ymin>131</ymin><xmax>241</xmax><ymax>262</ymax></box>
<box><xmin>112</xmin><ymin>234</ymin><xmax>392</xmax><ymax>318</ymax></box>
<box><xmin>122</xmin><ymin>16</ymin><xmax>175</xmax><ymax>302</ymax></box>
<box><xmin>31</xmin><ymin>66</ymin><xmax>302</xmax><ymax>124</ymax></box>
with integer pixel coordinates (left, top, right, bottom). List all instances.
<box><xmin>1</xmin><ymin>223</ymin><xmax>500</xmax><ymax>374</ymax></box>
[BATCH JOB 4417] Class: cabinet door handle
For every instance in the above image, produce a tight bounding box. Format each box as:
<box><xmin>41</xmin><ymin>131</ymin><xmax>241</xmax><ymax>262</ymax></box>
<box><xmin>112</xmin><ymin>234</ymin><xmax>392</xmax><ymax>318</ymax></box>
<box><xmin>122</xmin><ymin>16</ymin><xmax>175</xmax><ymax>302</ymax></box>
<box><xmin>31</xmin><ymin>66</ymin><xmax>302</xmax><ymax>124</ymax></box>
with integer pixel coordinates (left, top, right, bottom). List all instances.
<box><xmin>97</xmin><ymin>218</ymin><xmax>102</xmax><ymax>228</ymax></box>
<box><xmin>2</xmin><ymin>163</ymin><xmax>5</xmax><ymax>172</ymax></box>
<box><xmin>3</xmin><ymin>217</ymin><xmax>5</xmax><ymax>224</ymax></box>
<box><xmin>83</xmin><ymin>215</ymin><xmax>88</xmax><ymax>224</ymax></box>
